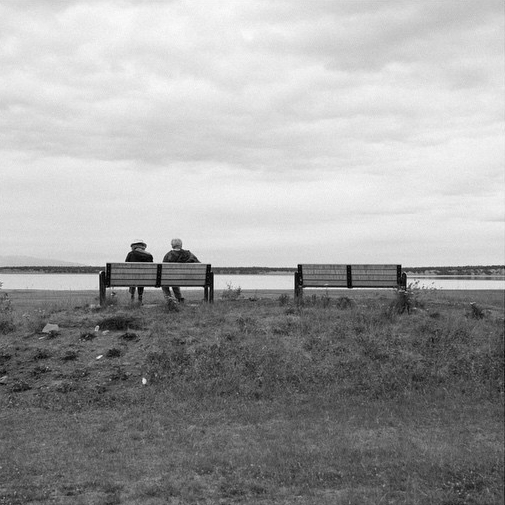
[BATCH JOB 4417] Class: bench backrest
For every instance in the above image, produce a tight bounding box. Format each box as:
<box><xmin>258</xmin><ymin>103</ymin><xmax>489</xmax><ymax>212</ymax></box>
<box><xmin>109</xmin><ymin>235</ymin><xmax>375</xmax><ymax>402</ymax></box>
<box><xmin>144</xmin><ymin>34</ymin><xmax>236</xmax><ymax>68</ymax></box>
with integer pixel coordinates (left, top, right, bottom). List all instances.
<box><xmin>105</xmin><ymin>263</ymin><xmax>212</xmax><ymax>287</ymax></box>
<box><xmin>161</xmin><ymin>263</ymin><xmax>211</xmax><ymax>286</ymax></box>
<box><xmin>298</xmin><ymin>264</ymin><xmax>403</xmax><ymax>288</ymax></box>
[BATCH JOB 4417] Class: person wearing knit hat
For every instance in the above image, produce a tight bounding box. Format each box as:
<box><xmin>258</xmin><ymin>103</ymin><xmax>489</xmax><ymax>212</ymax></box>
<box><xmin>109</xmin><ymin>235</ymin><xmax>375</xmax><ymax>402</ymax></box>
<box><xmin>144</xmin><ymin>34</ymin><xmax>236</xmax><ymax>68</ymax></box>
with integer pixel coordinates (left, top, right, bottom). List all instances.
<box><xmin>125</xmin><ymin>240</ymin><xmax>153</xmax><ymax>303</ymax></box>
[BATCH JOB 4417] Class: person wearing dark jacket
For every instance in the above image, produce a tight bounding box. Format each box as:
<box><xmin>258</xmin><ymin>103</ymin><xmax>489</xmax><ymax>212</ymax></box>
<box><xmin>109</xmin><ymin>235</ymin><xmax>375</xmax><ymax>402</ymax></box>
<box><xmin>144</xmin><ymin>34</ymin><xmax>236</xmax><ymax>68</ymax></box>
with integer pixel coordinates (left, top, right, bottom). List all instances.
<box><xmin>162</xmin><ymin>238</ymin><xmax>199</xmax><ymax>303</ymax></box>
<box><xmin>125</xmin><ymin>240</ymin><xmax>153</xmax><ymax>303</ymax></box>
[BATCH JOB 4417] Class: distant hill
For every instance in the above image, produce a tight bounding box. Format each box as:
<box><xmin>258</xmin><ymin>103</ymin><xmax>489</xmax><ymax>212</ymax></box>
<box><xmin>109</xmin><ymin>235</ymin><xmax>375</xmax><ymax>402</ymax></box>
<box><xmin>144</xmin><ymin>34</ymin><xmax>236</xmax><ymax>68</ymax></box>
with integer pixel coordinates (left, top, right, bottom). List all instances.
<box><xmin>0</xmin><ymin>255</ymin><xmax>84</xmax><ymax>267</ymax></box>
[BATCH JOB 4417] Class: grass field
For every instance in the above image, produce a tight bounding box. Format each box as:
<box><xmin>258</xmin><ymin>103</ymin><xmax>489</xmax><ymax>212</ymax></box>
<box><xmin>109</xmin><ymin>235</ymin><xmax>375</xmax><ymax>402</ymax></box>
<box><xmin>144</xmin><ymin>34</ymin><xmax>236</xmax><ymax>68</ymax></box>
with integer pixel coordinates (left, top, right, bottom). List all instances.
<box><xmin>0</xmin><ymin>286</ymin><xmax>503</xmax><ymax>504</ymax></box>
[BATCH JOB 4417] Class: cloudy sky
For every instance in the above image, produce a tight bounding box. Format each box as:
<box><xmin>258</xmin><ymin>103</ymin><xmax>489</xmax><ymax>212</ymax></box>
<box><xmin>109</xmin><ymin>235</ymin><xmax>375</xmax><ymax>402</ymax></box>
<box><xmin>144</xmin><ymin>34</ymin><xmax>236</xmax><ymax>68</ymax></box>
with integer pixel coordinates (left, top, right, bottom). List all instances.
<box><xmin>1</xmin><ymin>0</ymin><xmax>503</xmax><ymax>267</ymax></box>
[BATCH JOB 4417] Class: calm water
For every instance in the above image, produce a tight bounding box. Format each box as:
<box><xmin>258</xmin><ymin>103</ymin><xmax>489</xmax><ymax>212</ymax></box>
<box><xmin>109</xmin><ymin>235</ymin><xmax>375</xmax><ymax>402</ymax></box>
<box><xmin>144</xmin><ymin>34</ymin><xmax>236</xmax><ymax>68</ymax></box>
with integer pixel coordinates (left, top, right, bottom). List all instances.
<box><xmin>0</xmin><ymin>273</ymin><xmax>504</xmax><ymax>291</ymax></box>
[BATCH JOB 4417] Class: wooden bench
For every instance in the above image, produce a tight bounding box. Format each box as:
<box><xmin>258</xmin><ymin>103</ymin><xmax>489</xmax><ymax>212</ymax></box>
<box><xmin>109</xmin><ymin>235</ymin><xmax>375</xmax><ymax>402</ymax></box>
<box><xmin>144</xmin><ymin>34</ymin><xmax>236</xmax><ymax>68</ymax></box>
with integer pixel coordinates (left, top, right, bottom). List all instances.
<box><xmin>99</xmin><ymin>262</ymin><xmax>214</xmax><ymax>305</ymax></box>
<box><xmin>294</xmin><ymin>264</ymin><xmax>407</xmax><ymax>298</ymax></box>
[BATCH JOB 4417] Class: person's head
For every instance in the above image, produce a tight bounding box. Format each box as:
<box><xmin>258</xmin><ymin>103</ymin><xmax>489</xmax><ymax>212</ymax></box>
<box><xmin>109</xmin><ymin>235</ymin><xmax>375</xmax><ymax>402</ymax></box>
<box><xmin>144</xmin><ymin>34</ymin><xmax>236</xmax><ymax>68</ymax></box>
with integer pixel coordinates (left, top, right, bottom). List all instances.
<box><xmin>171</xmin><ymin>238</ymin><xmax>182</xmax><ymax>250</ymax></box>
<box><xmin>131</xmin><ymin>240</ymin><xmax>147</xmax><ymax>250</ymax></box>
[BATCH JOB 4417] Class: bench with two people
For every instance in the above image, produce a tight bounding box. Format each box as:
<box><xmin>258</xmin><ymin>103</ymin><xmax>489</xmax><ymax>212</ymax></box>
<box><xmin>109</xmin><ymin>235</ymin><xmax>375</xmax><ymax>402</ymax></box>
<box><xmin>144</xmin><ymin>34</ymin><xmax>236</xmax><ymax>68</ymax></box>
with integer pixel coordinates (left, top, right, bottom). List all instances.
<box><xmin>99</xmin><ymin>241</ymin><xmax>407</xmax><ymax>306</ymax></box>
<box><xmin>99</xmin><ymin>239</ymin><xmax>214</xmax><ymax>306</ymax></box>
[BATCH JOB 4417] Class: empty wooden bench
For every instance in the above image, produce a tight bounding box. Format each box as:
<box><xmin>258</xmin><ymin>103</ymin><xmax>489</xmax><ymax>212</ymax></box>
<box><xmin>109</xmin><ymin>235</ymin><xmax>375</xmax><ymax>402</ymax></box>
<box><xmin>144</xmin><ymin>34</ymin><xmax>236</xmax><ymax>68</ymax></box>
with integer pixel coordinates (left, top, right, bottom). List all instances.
<box><xmin>294</xmin><ymin>264</ymin><xmax>407</xmax><ymax>298</ymax></box>
<box><xmin>99</xmin><ymin>262</ymin><xmax>214</xmax><ymax>305</ymax></box>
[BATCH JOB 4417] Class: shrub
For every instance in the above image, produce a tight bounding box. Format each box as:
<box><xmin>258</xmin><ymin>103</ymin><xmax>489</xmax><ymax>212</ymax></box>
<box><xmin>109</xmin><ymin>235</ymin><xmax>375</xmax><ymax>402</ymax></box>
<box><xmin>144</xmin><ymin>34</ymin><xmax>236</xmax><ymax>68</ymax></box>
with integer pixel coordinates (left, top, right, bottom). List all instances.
<box><xmin>278</xmin><ymin>294</ymin><xmax>291</xmax><ymax>306</ymax></box>
<box><xmin>221</xmin><ymin>283</ymin><xmax>242</xmax><ymax>301</ymax></box>
<box><xmin>389</xmin><ymin>280</ymin><xmax>434</xmax><ymax>315</ymax></box>
<box><xmin>98</xmin><ymin>313</ymin><xmax>144</xmax><ymax>330</ymax></box>
<box><xmin>0</xmin><ymin>291</ymin><xmax>15</xmax><ymax>334</ymax></box>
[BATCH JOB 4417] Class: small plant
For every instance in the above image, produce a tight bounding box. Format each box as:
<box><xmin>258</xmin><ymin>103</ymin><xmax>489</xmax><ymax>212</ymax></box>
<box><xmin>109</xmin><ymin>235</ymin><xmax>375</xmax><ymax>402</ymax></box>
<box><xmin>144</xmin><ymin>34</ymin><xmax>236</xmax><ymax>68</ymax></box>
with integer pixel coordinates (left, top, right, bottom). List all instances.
<box><xmin>22</xmin><ymin>308</ymin><xmax>49</xmax><ymax>333</ymax></box>
<box><xmin>165</xmin><ymin>297</ymin><xmax>180</xmax><ymax>312</ymax></box>
<box><xmin>278</xmin><ymin>294</ymin><xmax>291</xmax><ymax>306</ymax></box>
<box><xmin>389</xmin><ymin>280</ymin><xmax>432</xmax><ymax>315</ymax></box>
<box><xmin>469</xmin><ymin>302</ymin><xmax>485</xmax><ymax>319</ymax></box>
<box><xmin>335</xmin><ymin>296</ymin><xmax>355</xmax><ymax>309</ymax></box>
<box><xmin>0</xmin><ymin>291</ymin><xmax>15</xmax><ymax>334</ymax></box>
<box><xmin>105</xmin><ymin>348</ymin><xmax>122</xmax><ymax>358</ymax></box>
<box><xmin>98</xmin><ymin>313</ymin><xmax>143</xmax><ymax>330</ymax></box>
<box><xmin>221</xmin><ymin>282</ymin><xmax>242</xmax><ymax>301</ymax></box>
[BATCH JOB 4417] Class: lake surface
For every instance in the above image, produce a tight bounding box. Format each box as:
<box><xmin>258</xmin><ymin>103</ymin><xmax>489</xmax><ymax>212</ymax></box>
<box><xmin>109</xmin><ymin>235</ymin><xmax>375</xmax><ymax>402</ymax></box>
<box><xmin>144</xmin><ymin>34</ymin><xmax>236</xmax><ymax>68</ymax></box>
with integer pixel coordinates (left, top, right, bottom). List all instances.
<box><xmin>0</xmin><ymin>273</ymin><xmax>504</xmax><ymax>291</ymax></box>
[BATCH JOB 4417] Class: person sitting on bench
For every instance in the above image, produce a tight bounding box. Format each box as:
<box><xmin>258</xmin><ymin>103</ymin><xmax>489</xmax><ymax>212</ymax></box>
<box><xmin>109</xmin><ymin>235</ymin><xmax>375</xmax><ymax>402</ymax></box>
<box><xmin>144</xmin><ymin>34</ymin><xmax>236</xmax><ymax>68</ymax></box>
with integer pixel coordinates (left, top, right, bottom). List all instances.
<box><xmin>125</xmin><ymin>239</ymin><xmax>153</xmax><ymax>303</ymax></box>
<box><xmin>162</xmin><ymin>238</ymin><xmax>199</xmax><ymax>303</ymax></box>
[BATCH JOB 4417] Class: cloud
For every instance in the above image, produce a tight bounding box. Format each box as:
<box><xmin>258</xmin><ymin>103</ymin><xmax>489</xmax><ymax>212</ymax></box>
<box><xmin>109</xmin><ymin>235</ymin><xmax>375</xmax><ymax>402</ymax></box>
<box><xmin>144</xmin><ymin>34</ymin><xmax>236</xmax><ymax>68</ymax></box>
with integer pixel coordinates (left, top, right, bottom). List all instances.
<box><xmin>0</xmin><ymin>0</ymin><xmax>503</xmax><ymax>266</ymax></box>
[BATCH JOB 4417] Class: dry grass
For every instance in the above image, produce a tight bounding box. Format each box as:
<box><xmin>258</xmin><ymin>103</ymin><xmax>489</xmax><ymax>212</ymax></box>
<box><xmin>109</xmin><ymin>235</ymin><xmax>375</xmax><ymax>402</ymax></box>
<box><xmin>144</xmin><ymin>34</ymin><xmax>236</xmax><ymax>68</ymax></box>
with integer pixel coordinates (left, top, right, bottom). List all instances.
<box><xmin>0</xmin><ymin>287</ymin><xmax>503</xmax><ymax>504</ymax></box>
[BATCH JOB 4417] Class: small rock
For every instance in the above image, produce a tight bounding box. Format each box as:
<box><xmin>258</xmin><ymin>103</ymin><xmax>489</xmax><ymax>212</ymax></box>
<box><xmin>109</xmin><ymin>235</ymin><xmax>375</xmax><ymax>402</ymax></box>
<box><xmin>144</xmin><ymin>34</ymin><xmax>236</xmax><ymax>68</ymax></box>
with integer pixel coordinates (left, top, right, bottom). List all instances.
<box><xmin>42</xmin><ymin>323</ymin><xmax>59</xmax><ymax>334</ymax></box>
<box><xmin>0</xmin><ymin>376</ymin><xmax>8</xmax><ymax>385</ymax></box>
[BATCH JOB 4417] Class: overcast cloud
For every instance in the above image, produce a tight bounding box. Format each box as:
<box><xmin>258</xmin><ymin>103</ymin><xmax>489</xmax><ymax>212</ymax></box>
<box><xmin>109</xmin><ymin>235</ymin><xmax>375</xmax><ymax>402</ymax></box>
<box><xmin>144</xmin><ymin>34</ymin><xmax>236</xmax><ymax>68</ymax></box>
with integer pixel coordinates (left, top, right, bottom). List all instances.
<box><xmin>1</xmin><ymin>0</ymin><xmax>503</xmax><ymax>266</ymax></box>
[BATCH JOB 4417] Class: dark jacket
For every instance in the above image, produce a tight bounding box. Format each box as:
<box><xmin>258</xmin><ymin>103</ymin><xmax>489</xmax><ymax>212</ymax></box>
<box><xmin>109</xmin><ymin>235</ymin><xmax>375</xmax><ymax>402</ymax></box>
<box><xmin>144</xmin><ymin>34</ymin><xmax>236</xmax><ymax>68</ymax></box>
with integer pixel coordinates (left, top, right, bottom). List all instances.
<box><xmin>125</xmin><ymin>249</ymin><xmax>154</xmax><ymax>262</ymax></box>
<box><xmin>163</xmin><ymin>249</ymin><xmax>199</xmax><ymax>263</ymax></box>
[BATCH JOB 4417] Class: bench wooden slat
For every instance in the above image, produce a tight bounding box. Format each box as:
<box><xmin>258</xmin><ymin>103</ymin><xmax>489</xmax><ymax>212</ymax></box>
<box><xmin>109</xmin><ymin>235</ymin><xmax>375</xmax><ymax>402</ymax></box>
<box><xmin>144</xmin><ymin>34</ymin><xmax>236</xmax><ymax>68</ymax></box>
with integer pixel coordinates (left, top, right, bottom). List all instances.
<box><xmin>352</xmin><ymin>280</ymin><xmax>400</xmax><ymax>287</ymax></box>
<box><xmin>109</xmin><ymin>280</ymin><xmax>158</xmax><ymax>287</ymax></box>
<box><xmin>161</xmin><ymin>264</ymin><xmax>208</xmax><ymax>271</ymax></box>
<box><xmin>108</xmin><ymin>263</ymin><xmax>158</xmax><ymax>270</ymax></box>
<box><xmin>302</xmin><ymin>280</ymin><xmax>348</xmax><ymax>287</ymax></box>
<box><xmin>161</xmin><ymin>280</ymin><xmax>208</xmax><ymax>286</ymax></box>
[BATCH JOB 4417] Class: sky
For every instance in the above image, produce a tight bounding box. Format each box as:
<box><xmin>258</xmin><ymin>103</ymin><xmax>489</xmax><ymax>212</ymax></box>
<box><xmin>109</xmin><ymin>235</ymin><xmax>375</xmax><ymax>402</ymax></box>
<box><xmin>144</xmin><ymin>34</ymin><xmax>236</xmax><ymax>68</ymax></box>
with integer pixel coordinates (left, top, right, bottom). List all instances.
<box><xmin>1</xmin><ymin>0</ymin><xmax>504</xmax><ymax>267</ymax></box>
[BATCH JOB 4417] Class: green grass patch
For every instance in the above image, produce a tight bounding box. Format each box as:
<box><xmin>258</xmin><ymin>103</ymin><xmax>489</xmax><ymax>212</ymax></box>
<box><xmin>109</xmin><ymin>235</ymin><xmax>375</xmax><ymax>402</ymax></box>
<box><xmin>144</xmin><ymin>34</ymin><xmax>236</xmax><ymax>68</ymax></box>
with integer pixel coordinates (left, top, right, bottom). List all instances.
<box><xmin>0</xmin><ymin>289</ymin><xmax>503</xmax><ymax>504</ymax></box>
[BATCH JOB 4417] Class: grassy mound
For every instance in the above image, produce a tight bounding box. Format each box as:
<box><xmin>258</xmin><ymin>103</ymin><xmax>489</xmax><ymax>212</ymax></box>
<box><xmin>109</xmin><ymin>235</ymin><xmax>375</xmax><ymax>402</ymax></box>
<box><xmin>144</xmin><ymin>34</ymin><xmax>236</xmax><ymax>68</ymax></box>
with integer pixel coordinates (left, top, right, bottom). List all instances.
<box><xmin>0</xmin><ymin>288</ymin><xmax>503</xmax><ymax>504</ymax></box>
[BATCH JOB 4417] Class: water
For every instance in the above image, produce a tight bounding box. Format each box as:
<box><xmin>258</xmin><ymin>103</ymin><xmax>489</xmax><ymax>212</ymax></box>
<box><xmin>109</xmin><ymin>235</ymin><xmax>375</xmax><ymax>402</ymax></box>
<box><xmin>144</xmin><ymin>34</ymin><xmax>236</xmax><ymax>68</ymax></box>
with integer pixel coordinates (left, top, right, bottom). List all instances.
<box><xmin>0</xmin><ymin>273</ymin><xmax>504</xmax><ymax>291</ymax></box>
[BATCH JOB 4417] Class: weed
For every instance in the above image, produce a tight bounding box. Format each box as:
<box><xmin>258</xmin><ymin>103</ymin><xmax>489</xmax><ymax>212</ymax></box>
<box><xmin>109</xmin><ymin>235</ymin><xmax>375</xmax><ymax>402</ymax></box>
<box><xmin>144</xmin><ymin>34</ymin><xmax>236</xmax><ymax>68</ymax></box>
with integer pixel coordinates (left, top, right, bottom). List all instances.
<box><xmin>32</xmin><ymin>349</ymin><xmax>52</xmax><ymax>361</ymax></box>
<box><xmin>80</xmin><ymin>332</ymin><xmax>97</xmax><ymax>341</ymax></box>
<box><xmin>10</xmin><ymin>380</ymin><xmax>31</xmax><ymax>392</ymax></box>
<box><xmin>98</xmin><ymin>313</ymin><xmax>143</xmax><ymax>330</ymax></box>
<box><xmin>335</xmin><ymin>296</ymin><xmax>355</xmax><ymax>309</ymax></box>
<box><xmin>61</xmin><ymin>350</ymin><xmax>79</xmax><ymax>361</ymax></box>
<box><xmin>469</xmin><ymin>302</ymin><xmax>485</xmax><ymax>319</ymax></box>
<box><xmin>120</xmin><ymin>331</ymin><xmax>139</xmax><ymax>341</ymax></box>
<box><xmin>389</xmin><ymin>280</ymin><xmax>434</xmax><ymax>315</ymax></box>
<box><xmin>0</xmin><ymin>291</ymin><xmax>15</xmax><ymax>334</ymax></box>
<box><xmin>106</xmin><ymin>348</ymin><xmax>122</xmax><ymax>358</ymax></box>
<box><xmin>21</xmin><ymin>308</ymin><xmax>49</xmax><ymax>333</ymax></box>
<box><xmin>165</xmin><ymin>297</ymin><xmax>180</xmax><ymax>312</ymax></box>
<box><xmin>221</xmin><ymin>282</ymin><xmax>242</xmax><ymax>301</ymax></box>
<box><xmin>278</xmin><ymin>293</ymin><xmax>291</xmax><ymax>306</ymax></box>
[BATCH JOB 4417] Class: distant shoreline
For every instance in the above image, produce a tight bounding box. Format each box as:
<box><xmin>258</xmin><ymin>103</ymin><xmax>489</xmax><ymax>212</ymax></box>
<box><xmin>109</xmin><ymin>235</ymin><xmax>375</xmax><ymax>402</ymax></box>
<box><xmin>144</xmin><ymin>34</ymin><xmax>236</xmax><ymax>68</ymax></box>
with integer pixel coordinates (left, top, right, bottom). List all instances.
<box><xmin>1</xmin><ymin>265</ymin><xmax>504</xmax><ymax>277</ymax></box>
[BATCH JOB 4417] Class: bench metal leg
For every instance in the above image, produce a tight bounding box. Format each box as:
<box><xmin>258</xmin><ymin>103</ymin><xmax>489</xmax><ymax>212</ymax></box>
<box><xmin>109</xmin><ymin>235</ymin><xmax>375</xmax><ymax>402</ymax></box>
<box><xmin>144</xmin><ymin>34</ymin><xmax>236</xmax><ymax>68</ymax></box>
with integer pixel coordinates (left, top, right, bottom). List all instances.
<box><xmin>294</xmin><ymin>272</ymin><xmax>303</xmax><ymax>299</ymax></box>
<box><xmin>99</xmin><ymin>271</ymin><xmax>106</xmax><ymax>306</ymax></box>
<box><xmin>209</xmin><ymin>273</ymin><xmax>214</xmax><ymax>303</ymax></box>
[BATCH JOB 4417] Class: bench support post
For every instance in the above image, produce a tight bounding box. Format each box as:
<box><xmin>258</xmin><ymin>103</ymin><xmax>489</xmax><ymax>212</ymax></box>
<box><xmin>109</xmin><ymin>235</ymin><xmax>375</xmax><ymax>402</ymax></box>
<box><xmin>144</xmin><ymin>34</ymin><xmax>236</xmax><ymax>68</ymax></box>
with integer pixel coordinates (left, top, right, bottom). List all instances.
<box><xmin>294</xmin><ymin>271</ymin><xmax>303</xmax><ymax>299</ymax></box>
<box><xmin>209</xmin><ymin>272</ymin><xmax>214</xmax><ymax>303</ymax></box>
<box><xmin>99</xmin><ymin>271</ymin><xmax>106</xmax><ymax>306</ymax></box>
<box><xmin>401</xmin><ymin>272</ymin><xmax>407</xmax><ymax>290</ymax></box>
